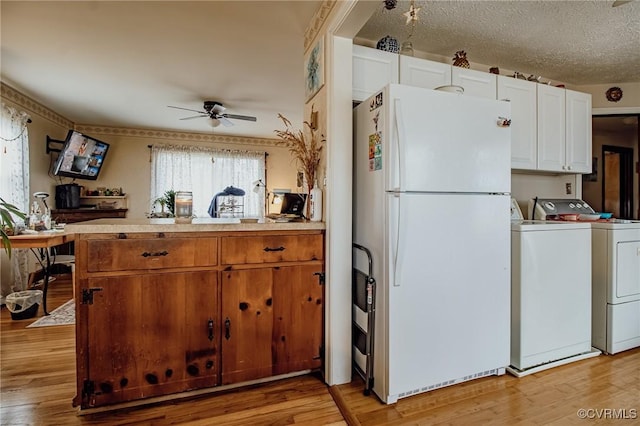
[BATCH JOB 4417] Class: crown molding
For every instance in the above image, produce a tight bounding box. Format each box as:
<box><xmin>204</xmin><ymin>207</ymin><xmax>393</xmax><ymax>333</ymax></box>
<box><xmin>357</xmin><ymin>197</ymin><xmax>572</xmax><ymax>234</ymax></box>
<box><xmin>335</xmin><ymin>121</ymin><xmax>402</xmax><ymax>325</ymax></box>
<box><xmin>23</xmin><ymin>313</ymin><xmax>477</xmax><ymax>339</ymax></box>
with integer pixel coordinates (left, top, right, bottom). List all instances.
<box><xmin>74</xmin><ymin>125</ymin><xmax>280</xmax><ymax>147</ymax></box>
<box><xmin>0</xmin><ymin>82</ymin><xmax>73</xmax><ymax>128</ymax></box>
<box><xmin>305</xmin><ymin>0</ymin><xmax>336</xmax><ymax>50</ymax></box>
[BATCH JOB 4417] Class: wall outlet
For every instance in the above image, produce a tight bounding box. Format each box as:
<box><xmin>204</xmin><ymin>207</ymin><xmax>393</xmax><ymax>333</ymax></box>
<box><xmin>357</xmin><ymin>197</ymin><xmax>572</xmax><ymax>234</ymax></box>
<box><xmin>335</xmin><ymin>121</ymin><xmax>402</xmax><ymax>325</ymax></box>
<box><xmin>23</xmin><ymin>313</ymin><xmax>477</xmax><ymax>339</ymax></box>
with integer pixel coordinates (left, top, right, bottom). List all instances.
<box><xmin>566</xmin><ymin>183</ymin><xmax>572</xmax><ymax>194</ymax></box>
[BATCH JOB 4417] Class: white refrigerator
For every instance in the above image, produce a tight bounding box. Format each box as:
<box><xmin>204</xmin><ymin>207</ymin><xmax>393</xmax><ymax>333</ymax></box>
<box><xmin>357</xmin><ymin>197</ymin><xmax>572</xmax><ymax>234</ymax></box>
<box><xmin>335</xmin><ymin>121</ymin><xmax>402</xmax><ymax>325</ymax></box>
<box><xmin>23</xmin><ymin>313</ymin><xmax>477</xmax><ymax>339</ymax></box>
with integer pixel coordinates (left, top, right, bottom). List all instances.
<box><xmin>353</xmin><ymin>84</ymin><xmax>511</xmax><ymax>404</ymax></box>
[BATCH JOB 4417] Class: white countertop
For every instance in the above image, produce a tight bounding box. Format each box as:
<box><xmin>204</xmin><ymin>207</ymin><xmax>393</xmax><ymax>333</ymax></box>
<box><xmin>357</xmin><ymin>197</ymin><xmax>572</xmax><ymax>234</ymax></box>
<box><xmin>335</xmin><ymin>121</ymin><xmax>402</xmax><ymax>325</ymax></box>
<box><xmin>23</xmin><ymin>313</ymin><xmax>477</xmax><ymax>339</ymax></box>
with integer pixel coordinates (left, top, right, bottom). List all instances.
<box><xmin>64</xmin><ymin>217</ymin><xmax>325</xmax><ymax>233</ymax></box>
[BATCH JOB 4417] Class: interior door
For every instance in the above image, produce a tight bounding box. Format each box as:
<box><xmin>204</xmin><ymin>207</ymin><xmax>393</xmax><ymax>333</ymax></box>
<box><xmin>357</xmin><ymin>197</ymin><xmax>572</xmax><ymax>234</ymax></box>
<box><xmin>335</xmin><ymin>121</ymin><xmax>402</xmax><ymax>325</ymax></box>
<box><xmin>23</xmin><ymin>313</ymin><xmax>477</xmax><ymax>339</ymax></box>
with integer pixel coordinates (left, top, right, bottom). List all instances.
<box><xmin>83</xmin><ymin>271</ymin><xmax>218</xmax><ymax>407</ymax></box>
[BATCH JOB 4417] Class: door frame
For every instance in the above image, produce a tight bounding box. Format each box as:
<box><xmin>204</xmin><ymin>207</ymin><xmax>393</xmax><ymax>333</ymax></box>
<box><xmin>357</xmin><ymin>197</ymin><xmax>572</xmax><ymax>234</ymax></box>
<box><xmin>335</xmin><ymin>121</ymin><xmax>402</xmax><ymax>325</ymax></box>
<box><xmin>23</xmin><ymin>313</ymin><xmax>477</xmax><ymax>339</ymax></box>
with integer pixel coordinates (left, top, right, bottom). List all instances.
<box><xmin>602</xmin><ymin>145</ymin><xmax>634</xmax><ymax>218</ymax></box>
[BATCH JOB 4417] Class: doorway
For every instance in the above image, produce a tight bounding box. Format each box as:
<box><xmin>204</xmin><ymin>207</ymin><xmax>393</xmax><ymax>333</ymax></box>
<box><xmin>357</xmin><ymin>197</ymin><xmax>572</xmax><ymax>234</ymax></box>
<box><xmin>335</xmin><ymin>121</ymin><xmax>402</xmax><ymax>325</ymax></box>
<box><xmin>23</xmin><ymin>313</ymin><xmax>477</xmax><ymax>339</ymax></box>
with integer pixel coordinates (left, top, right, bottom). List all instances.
<box><xmin>602</xmin><ymin>145</ymin><xmax>634</xmax><ymax>218</ymax></box>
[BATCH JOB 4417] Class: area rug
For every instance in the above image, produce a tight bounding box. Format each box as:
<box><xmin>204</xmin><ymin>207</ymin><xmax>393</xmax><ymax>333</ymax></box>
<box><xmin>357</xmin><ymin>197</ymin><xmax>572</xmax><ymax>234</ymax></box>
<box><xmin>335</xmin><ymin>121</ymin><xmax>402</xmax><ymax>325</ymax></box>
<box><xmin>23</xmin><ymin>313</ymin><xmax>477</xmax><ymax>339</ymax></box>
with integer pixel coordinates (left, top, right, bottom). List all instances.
<box><xmin>27</xmin><ymin>299</ymin><xmax>75</xmax><ymax>328</ymax></box>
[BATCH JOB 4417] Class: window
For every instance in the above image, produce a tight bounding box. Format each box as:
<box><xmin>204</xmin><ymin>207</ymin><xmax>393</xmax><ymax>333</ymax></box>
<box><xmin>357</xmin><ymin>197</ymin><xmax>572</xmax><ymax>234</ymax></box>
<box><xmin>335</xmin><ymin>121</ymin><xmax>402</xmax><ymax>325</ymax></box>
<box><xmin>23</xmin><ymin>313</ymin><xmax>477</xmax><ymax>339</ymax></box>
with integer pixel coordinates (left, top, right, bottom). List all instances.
<box><xmin>150</xmin><ymin>144</ymin><xmax>266</xmax><ymax>218</ymax></box>
<box><xmin>1</xmin><ymin>103</ymin><xmax>31</xmax><ymax>295</ymax></box>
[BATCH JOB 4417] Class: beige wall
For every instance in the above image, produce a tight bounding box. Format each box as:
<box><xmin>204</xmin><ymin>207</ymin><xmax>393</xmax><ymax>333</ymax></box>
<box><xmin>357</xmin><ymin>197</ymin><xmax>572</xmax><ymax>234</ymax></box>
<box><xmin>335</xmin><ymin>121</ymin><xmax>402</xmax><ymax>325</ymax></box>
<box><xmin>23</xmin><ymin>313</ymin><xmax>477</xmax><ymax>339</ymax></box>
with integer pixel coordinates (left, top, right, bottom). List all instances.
<box><xmin>576</xmin><ymin>82</ymin><xmax>640</xmax><ymax>109</ymax></box>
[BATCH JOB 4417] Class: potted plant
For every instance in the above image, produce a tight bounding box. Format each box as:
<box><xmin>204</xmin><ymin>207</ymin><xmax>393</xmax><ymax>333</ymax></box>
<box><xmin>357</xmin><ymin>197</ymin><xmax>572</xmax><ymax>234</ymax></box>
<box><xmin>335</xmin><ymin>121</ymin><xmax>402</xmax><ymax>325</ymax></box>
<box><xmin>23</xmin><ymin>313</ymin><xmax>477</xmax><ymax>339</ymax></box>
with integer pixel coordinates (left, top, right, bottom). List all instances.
<box><xmin>274</xmin><ymin>105</ymin><xmax>325</xmax><ymax>218</ymax></box>
<box><xmin>1</xmin><ymin>197</ymin><xmax>26</xmax><ymax>257</ymax></box>
<box><xmin>152</xmin><ymin>190</ymin><xmax>176</xmax><ymax>217</ymax></box>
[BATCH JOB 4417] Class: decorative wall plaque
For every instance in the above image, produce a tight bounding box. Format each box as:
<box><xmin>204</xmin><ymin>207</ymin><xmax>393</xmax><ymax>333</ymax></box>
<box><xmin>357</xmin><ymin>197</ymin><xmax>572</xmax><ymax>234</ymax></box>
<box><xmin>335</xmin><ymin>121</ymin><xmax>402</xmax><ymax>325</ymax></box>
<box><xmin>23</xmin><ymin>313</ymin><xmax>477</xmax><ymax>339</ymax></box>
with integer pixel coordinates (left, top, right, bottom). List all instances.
<box><xmin>605</xmin><ymin>87</ymin><xmax>623</xmax><ymax>102</ymax></box>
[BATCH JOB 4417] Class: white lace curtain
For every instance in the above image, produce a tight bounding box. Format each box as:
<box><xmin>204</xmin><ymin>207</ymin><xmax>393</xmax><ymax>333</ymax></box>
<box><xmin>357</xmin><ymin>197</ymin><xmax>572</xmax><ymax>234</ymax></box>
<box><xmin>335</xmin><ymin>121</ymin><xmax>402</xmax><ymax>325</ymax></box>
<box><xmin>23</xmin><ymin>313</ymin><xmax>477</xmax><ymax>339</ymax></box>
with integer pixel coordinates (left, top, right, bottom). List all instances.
<box><xmin>1</xmin><ymin>103</ymin><xmax>31</xmax><ymax>298</ymax></box>
<box><xmin>150</xmin><ymin>144</ymin><xmax>266</xmax><ymax>218</ymax></box>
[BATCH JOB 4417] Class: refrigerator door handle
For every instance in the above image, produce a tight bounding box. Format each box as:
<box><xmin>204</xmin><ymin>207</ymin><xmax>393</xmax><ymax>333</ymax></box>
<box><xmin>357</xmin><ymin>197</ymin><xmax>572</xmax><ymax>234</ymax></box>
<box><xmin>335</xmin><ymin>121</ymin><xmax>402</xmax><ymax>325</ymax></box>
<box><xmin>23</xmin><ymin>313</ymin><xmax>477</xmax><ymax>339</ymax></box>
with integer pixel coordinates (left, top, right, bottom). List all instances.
<box><xmin>392</xmin><ymin>99</ymin><xmax>405</xmax><ymax>192</ymax></box>
<box><xmin>392</xmin><ymin>192</ymin><xmax>405</xmax><ymax>287</ymax></box>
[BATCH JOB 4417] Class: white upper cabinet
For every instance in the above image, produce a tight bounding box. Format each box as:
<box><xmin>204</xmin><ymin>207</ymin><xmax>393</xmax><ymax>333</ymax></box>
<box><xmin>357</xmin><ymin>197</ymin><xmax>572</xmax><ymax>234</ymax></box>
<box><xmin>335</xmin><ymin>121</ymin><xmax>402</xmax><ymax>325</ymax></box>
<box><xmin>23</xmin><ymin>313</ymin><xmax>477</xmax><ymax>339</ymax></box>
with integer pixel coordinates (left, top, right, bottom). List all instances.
<box><xmin>537</xmin><ymin>84</ymin><xmax>566</xmax><ymax>172</ymax></box>
<box><xmin>399</xmin><ymin>55</ymin><xmax>451</xmax><ymax>89</ymax></box>
<box><xmin>451</xmin><ymin>67</ymin><xmax>497</xmax><ymax>99</ymax></box>
<box><xmin>352</xmin><ymin>45</ymin><xmax>592</xmax><ymax>174</ymax></box>
<box><xmin>352</xmin><ymin>45</ymin><xmax>399</xmax><ymax>102</ymax></box>
<box><xmin>497</xmin><ymin>76</ymin><xmax>537</xmax><ymax>170</ymax></box>
<box><xmin>565</xmin><ymin>89</ymin><xmax>592</xmax><ymax>173</ymax></box>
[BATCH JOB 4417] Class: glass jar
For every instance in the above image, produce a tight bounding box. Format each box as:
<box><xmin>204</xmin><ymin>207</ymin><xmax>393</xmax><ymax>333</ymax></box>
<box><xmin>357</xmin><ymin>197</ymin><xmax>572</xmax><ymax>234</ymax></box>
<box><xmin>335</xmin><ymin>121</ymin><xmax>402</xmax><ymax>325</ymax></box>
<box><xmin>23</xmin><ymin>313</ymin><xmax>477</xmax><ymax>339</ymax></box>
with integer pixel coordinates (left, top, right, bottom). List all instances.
<box><xmin>174</xmin><ymin>191</ymin><xmax>193</xmax><ymax>218</ymax></box>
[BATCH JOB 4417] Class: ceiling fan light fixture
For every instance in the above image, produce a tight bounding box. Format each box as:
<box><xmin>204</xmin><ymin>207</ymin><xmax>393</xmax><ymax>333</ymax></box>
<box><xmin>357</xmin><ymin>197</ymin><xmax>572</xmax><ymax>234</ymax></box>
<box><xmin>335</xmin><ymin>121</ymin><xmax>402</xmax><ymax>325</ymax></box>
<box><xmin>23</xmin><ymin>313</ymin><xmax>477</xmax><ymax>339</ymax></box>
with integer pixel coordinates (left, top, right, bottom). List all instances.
<box><xmin>209</xmin><ymin>117</ymin><xmax>221</xmax><ymax>128</ymax></box>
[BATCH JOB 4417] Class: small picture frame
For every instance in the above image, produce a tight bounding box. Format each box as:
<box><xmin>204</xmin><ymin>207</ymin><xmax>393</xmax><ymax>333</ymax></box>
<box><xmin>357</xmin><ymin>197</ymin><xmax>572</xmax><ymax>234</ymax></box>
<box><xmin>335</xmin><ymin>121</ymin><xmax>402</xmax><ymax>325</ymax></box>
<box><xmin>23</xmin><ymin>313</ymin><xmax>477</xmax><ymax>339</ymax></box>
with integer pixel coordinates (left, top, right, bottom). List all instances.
<box><xmin>305</xmin><ymin>36</ymin><xmax>324</xmax><ymax>103</ymax></box>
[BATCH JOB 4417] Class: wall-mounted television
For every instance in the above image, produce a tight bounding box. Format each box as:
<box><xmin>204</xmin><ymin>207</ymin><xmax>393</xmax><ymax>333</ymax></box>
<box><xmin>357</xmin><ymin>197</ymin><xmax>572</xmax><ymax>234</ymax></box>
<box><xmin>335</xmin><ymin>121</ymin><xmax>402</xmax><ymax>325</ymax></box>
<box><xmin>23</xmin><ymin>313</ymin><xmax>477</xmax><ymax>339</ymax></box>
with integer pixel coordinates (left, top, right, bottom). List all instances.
<box><xmin>53</xmin><ymin>130</ymin><xmax>110</xmax><ymax>180</ymax></box>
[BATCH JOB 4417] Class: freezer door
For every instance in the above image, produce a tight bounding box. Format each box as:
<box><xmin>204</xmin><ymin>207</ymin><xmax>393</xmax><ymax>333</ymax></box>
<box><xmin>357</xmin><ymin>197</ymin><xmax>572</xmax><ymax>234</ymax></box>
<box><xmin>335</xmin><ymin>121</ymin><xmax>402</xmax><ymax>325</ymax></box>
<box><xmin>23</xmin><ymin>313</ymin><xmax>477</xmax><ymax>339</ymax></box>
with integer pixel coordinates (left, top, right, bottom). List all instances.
<box><xmin>383</xmin><ymin>192</ymin><xmax>510</xmax><ymax>398</ymax></box>
<box><xmin>386</xmin><ymin>84</ymin><xmax>511</xmax><ymax>193</ymax></box>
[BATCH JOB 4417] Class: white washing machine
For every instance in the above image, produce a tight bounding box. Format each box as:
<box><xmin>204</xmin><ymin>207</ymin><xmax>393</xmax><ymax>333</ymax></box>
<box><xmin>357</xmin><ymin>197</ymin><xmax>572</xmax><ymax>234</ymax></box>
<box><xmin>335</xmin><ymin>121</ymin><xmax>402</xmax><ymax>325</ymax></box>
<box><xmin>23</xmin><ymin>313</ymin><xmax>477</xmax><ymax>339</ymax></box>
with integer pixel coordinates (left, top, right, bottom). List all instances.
<box><xmin>591</xmin><ymin>220</ymin><xmax>640</xmax><ymax>354</ymax></box>
<box><xmin>509</xmin><ymin>199</ymin><xmax>598</xmax><ymax>376</ymax></box>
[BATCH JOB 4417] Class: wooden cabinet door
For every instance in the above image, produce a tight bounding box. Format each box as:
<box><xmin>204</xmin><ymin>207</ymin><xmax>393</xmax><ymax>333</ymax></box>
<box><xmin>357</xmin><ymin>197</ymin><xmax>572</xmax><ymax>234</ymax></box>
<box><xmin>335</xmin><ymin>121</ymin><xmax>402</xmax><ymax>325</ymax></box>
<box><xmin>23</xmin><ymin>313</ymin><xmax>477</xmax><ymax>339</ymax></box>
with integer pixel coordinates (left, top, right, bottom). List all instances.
<box><xmin>399</xmin><ymin>55</ymin><xmax>451</xmax><ymax>90</ymax></box>
<box><xmin>353</xmin><ymin>45</ymin><xmax>399</xmax><ymax>102</ymax></box>
<box><xmin>80</xmin><ymin>271</ymin><xmax>218</xmax><ymax>408</ymax></box>
<box><xmin>273</xmin><ymin>265</ymin><xmax>324</xmax><ymax>374</ymax></box>
<box><xmin>220</xmin><ymin>268</ymin><xmax>274</xmax><ymax>385</ymax></box>
<box><xmin>451</xmin><ymin>67</ymin><xmax>497</xmax><ymax>99</ymax></box>
<box><xmin>221</xmin><ymin>265</ymin><xmax>324</xmax><ymax>385</ymax></box>
<box><xmin>497</xmin><ymin>76</ymin><xmax>537</xmax><ymax>170</ymax></box>
<box><xmin>565</xmin><ymin>89</ymin><xmax>592</xmax><ymax>173</ymax></box>
<box><xmin>537</xmin><ymin>84</ymin><xmax>566</xmax><ymax>172</ymax></box>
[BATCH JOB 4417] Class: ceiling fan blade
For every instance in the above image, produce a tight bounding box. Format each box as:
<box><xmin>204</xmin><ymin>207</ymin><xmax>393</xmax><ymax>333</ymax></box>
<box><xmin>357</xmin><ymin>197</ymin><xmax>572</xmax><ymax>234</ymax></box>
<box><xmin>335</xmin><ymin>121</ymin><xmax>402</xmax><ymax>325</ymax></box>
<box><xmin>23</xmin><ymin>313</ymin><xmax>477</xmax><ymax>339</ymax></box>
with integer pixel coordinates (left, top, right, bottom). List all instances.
<box><xmin>218</xmin><ymin>116</ymin><xmax>234</xmax><ymax>127</ymax></box>
<box><xmin>612</xmin><ymin>0</ymin><xmax>633</xmax><ymax>6</ymax></box>
<box><xmin>179</xmin><ymin>114</ymin><xmax>208</xmax><ymax>120</ymax></box>
<box><xmin>168</xmin><ymin>105</ymin><xmax>207</xmax><ymax>114</ymax></box>
<box><xmin>224</xmin><ymin>113</ymin><xmax>257</xmax><ymax>122</ymax></box>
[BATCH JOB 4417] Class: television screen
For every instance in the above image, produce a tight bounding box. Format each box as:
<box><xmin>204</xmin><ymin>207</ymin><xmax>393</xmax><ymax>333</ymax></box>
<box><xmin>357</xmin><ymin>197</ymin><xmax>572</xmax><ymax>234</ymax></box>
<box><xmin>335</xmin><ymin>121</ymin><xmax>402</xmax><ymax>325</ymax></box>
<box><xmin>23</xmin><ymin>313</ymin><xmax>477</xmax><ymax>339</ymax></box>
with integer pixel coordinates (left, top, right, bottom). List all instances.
<box><xmin>53</xmin><ymin>130</ymin><xmax>110</xmax><ymax>180</ymax></box>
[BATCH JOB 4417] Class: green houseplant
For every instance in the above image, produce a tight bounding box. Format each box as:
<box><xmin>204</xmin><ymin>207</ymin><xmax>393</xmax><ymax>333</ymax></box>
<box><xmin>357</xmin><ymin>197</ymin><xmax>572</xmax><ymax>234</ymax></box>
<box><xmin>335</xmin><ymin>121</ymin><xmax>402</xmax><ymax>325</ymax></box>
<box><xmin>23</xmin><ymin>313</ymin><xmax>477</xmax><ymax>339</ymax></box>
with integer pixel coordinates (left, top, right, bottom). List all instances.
<box><xmin>1</xmin><ymin>197</ymin><xmax>26</xmax><ymax>257</ymax></box>
<box><xmin>153</xmin><ymin>190</ymin><xmax>176</xmax><ymax>217</ymax></box>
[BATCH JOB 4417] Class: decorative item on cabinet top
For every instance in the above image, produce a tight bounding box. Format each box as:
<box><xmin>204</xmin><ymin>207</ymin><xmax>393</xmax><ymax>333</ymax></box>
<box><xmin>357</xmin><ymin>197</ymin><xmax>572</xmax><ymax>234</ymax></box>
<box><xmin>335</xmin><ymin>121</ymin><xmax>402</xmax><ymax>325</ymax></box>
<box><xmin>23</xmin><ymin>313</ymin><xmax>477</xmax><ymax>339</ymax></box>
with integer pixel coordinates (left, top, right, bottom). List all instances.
<box><xmin>376</xmin><ymin>35</ymin><xmax>399</xmax><ymax>53</ymax></box>
<box><xmin>452</xmin><ymin>50</ymin><xmax>470</xmax><ymax>68</ymax></box>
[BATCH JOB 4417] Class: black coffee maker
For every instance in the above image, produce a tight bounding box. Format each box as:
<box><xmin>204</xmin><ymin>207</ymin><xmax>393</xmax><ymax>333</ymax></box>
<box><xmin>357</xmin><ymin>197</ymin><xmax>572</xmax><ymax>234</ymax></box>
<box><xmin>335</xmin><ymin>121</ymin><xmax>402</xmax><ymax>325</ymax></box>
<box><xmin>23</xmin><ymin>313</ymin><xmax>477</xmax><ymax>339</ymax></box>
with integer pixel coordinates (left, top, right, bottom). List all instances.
<box><xmin>55</xmin><ymin>184</ymin><xmax>81</xmax><ymax>209</ymax></box>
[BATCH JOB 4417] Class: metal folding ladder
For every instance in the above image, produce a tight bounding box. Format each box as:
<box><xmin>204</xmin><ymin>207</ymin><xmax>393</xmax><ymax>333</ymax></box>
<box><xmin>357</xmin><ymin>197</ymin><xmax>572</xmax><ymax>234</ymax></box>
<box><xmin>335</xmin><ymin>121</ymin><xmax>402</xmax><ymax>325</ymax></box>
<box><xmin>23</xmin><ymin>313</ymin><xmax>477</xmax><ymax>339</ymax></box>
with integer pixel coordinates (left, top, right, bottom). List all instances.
<box><xmin>352</xmin><ymin>243</ymin><xmax>376</xmax><ymax>396</ymax></box>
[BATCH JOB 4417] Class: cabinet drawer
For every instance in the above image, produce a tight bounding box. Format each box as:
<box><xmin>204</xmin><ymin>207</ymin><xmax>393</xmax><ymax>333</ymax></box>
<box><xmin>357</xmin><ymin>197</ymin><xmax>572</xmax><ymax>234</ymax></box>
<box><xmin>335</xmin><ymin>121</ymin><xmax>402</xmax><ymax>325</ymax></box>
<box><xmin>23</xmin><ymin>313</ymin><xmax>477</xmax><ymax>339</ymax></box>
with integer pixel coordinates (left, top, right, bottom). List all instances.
<box><xmin>87</xmin><ymin>237</ymin><xmax>218</xmax><ymax>272</ymax></box>
<box><xmin>221</xmin><ymin>234</ymin><xmax>323</xmax><ymax>264</ymax></box>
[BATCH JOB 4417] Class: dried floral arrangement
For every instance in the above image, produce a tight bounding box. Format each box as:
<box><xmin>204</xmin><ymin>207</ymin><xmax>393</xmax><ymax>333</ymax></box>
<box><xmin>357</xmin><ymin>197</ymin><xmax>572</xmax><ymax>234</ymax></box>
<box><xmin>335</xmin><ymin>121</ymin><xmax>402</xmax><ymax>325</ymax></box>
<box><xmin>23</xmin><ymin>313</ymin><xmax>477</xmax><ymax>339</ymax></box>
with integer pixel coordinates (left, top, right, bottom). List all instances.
<box><xmin>274</xmin><ymin>105</ymin><xmax>325</xmax><ymax>198</ymax></box>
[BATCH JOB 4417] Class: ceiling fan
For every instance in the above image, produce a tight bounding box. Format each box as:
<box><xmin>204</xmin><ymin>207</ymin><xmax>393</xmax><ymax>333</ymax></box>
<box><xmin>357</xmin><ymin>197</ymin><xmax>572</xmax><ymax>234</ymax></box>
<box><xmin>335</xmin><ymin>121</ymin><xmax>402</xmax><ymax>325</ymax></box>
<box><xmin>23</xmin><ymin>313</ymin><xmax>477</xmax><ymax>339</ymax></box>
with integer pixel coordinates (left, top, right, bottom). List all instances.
<box><xmin>168</xmin><ymin>101</ymin><xmax>257</xmax><ymax>127</ymax></box>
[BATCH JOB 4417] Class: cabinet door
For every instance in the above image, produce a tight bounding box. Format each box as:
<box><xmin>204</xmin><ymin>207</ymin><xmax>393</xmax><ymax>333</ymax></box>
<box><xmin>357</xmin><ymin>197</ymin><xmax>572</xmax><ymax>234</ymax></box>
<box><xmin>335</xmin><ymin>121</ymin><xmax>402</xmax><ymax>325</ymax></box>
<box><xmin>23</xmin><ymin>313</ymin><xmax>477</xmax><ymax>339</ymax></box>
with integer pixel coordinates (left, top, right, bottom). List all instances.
<box><xmin>80</xmin><ymin>271</ymin><xmax>218</xmax><ymax>408</ymax></box>
<box><xmin>497</xmin><ymin>76</ymin><xmax>537</xmax><ymax>170</ymax></box>
<box><xmin>399</xmin><ymin>55</ymin><xmax>451</xmax><ymax>89</ymax></box>
<box><xmin>221</xmin><ymin>268</ymin><xmax>274</xmax><ymax>384</ymax></box>
<box><xmin>353</xmin><ymin>45</ymin><xmax>399</xmax><ymax>102</ymax></box>
<box><xmin>451</xmin><ymin>67</ymin><xmax>497</xmax><ymax>99</ymax></box>
<box><xmin>537</xmin><ymin>84</ymin><xmax>566</xmax><ymax>172</ymax></box>
<box><xmin>565</xmin><ymin>89</ymin><xmax>592</xmax><ymax>173</ymax></box>
<box><xmin>273</xmin><ymin>265</ymin><xmax>324</xmax><ymax>374</ymax></box>
<box><xmin>221</xmin><ymin>265</ymin><xmax>324</xmax><ymax>384</ymax></box>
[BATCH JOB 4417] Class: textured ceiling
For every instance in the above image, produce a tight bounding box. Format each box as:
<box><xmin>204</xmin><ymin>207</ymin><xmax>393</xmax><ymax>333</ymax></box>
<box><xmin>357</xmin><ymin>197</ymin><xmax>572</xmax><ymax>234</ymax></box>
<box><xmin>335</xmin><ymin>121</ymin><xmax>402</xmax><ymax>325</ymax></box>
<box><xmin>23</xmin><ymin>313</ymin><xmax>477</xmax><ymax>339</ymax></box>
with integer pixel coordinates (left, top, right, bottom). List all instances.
<box><xmin>357</xmin><ymin>0</ymin><xmax>640</xmax><ymax>85</ymax></box>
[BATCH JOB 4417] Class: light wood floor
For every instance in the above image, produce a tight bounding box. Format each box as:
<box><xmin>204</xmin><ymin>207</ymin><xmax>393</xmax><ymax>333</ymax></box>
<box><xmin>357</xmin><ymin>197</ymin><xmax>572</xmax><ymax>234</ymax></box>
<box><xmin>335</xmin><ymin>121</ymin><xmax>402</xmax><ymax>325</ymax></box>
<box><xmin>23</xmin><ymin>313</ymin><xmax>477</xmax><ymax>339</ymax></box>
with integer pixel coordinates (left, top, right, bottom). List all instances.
<box><xmin>1</xmin><ymin>274</ymin><xmax>638</xmax><ymax>425</ymax></box>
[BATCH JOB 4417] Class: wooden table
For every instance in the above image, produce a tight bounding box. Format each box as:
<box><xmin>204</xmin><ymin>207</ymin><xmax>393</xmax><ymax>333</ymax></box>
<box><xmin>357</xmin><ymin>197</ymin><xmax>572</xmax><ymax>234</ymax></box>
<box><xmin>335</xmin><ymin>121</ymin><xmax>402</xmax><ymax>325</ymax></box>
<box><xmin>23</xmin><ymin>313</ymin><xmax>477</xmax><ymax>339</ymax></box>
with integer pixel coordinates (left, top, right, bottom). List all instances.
<box><xmin>2</xmin><ymin>231</ymin><xmax>75</xmax><ymax>315</ymax></box>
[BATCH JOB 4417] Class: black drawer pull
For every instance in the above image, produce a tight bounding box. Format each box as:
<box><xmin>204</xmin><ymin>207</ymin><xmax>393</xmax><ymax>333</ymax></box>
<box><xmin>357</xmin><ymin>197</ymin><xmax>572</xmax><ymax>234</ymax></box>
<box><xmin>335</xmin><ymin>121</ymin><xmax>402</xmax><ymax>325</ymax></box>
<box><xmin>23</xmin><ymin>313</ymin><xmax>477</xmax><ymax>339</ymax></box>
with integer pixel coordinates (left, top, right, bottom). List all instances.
<box><xmin>263</xmin><ymin>246</ymin><xmax>285</xmax><ymax>252</ymax></box>
<box><xmin>141</xmin><ymin>250</ymin><xmax>169</xmax><ymax>257</ymax></box>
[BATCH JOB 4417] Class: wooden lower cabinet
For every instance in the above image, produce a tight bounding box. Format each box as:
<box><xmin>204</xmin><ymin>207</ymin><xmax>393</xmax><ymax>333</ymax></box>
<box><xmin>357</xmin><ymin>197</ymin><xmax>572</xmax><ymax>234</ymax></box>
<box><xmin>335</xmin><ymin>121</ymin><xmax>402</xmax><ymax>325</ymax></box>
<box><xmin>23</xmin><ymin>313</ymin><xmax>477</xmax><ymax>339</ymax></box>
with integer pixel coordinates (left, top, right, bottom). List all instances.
<box><xmin>73</xmin><ymin>229</ymin><xmax>324</xmax><ymax>409</ymax></box>
<box><xmin>221</xmin><ymin>265</ymin><xmax>323</xmax><ymax>384</ymax></box>
<box><xmin>77</xmin><ymin>271</ymin><xmax>218</xmax><ymax>408</ymax></box>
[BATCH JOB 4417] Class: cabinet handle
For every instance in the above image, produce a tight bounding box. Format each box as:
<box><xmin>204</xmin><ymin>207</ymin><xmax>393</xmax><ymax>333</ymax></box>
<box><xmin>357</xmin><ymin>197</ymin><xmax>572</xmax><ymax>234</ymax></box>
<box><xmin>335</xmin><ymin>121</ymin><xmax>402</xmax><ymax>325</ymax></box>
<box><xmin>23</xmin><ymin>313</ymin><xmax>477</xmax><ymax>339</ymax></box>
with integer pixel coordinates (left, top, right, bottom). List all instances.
<box><xmin>141</xmin><ymin>250</ymin><xmax>169</xmax><ymax>257</ymax></box>
<box><xmin>263</xmin><ymin>246</ymin><xmax>285</xmax><ymax>252</ymax></box>
<box><xmin>208</xmin><ymin>318</ymin><xmax>214</xmax><ymax>341</ymax></box>
<box><xmin>567</xmin><ymin>165</ymin><xmax>572</xmax><ymax>170</ymax></box>
<box><xmin>224</xmin><ymin>317</ymin><xmax>231</xmax><ymax>340</ymax></box>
